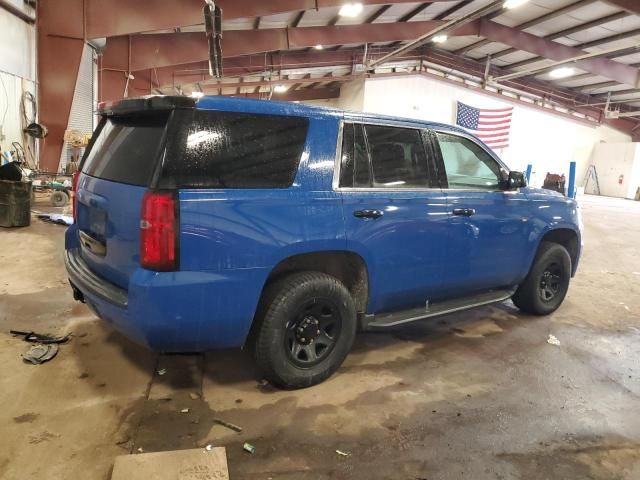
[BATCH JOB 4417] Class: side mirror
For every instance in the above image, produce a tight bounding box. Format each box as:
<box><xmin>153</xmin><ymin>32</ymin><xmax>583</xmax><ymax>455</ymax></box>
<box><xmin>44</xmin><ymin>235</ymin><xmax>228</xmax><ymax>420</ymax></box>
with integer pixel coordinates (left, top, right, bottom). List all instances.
<box><xmin>505</xmin><ymin>171</ymin><xmax>527</xmax><ymax>190</ymax></box>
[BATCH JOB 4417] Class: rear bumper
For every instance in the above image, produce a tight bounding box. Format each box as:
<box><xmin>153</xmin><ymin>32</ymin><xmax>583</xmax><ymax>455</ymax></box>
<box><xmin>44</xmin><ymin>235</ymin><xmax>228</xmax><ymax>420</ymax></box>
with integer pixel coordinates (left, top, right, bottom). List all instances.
<box><xmin>64</xmin><ymin>248</ymin><xmax>267</xmax><ymax>351</ymax></box>
<box><xmin>65</xmin><ymin>250</ymin><xmax>128</xmax><ymax>307</ymax></box>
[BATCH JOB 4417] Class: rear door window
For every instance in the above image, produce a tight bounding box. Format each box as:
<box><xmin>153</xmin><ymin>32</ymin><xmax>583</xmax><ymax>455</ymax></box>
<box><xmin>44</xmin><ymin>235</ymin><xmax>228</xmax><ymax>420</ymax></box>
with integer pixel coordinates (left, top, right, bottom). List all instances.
<box><xmin>162</xmin><ymin>110</ymin><xmax>309</xmax><ymax>188</ymax></box>
<box><xmin>364</xmin><ymin>125</ymin><xmax>430</xmax><ymax>188</ymax></box>
<box><xmin>81</xmin><ymin>113</ymin><xmax>169</xmax><ymax>186</ymax></box>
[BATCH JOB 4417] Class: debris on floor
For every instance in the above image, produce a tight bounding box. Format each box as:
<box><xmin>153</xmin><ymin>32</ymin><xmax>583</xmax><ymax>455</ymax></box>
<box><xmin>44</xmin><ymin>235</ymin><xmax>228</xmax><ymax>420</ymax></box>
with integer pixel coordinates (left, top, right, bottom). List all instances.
<box><xmin>157</xmin><ymin>368</ymin><xmax>166</xmax><ymax>376</ymax></box>
<box><xmin>10</xmin><ymin>330</ymin><xmax>70</xmax><ymax>344</ymax></box>
<box><xmin>213</xmin><ymin>418</ymin><xmax>242</xmax><ymax>433</ymax></box>
<box><xmin>112</xmin><ymin>447</ymin><xmax>229</xmax><ymax>480</ymax></box>
<box><xmin>243</xmin><ymin>442</ymin><xmax>255</xmax><ymax>454</ymax></box>
<box><xmin>180</xmin><ymin>408</ymin><xmax>190</xmax><ymax>414</ymax></box>
<box><xmin>547</xmin><ymin>334</ymin><xmax>561</xmax><ymax>346</ymax></box>
<box><xmin>22</xmin><ymin>344</ymin><xmax>59</xmax><ymax>365</ymax></box>
<box><xmin>36</xmin><ymin>213</ymin><xmax>73</xmax><ymax>226</ymax></box>
<box><xmin>336</xmin><ymin>449</ymin><xmax>351</xmax><ymax>457</ymax></box>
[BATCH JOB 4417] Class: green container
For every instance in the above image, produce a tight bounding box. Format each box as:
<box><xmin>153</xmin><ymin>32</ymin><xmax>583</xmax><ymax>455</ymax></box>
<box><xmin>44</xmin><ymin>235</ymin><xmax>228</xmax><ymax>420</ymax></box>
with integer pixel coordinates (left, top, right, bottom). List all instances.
<box><xmin>0</xmin><ymin>179</ymin><xmax>32</xmax><ymax>227</ymax></box>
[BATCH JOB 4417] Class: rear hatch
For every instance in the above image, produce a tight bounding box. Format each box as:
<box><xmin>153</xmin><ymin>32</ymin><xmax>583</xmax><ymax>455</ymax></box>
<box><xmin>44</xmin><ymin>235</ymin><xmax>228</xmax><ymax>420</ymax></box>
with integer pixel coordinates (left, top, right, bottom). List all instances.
<box><xmin>76</xmin><ymin>105</ymin><xmax>174</xmax><ymax>289</ymax></box>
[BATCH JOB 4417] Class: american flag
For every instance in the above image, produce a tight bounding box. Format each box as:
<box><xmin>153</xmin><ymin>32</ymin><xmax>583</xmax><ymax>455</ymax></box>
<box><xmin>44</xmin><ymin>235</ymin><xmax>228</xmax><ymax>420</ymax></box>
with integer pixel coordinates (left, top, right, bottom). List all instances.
<box><xmin>455</xmin><ymin>101</ymin><xmax>513</xmax><ymax>150</ymax></box>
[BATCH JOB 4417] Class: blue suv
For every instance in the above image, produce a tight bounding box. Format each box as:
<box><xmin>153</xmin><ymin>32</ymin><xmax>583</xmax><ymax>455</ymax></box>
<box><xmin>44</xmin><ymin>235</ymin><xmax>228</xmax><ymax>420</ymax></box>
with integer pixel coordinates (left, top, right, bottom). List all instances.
<box><xmin>65</xmin><ymin>96</ymin><xmax>582</xmax><ymax>388</ymax></box>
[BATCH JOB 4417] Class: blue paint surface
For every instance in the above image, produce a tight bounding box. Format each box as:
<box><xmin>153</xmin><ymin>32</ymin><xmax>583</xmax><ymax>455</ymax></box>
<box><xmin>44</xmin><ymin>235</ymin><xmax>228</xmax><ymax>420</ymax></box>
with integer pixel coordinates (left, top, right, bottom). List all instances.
<box><xmin>65</xmin><ymin>96</ymin><xmax>582</xmax><ymax>351</ymax></box>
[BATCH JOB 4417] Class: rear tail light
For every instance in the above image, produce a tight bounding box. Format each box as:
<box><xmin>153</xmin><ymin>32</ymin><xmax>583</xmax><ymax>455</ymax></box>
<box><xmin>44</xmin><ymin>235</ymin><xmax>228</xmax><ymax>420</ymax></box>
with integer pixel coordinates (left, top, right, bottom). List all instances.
<box><xmin>72</xmin><ymin>172</ymin><xmax>80</xmax><ymax>222</ymax></box>
<box><xmin>140</xmin><ymin>191</ymin><xmax>178</xmax><ymax>271</ymax></box>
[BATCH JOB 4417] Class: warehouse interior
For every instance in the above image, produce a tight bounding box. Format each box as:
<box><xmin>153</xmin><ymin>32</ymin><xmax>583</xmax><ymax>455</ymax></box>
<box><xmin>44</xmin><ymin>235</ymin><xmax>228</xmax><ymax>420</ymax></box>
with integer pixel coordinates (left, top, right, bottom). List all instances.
<box><xmin>1</xmin><ymin>0</ymin><xmax>640</xmax><ymax>478</ymax></box>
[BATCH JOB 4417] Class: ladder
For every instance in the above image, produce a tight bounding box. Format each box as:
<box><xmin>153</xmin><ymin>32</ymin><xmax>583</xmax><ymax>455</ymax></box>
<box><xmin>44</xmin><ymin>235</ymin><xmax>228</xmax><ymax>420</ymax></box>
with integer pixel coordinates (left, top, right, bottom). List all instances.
<box><xmin>583</xmin><ymin>165</ymin><xmax>600</xmax><ymax>195</ymax></box>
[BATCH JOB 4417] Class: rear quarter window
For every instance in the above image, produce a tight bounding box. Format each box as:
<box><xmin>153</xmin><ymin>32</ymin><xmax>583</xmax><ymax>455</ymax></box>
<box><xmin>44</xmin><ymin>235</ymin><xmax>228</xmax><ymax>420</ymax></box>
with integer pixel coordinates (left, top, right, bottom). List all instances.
<box><xmin>81</xmin><ymin>114</ymin><xmax>169</xmax><ymax>186</ymax></box>
<box><xmin>161</xmin><ymin>110</ymin><xmax>309</xmax><ymax>188</ymax></box>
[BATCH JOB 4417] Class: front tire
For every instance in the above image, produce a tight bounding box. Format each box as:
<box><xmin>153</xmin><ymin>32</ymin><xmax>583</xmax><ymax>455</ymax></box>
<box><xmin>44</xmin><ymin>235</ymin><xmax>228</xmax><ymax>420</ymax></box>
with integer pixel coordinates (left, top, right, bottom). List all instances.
<box><xmin>253</xmin><ymin>271</ymin><xmax>357</xmax><ymax>389</ymax></box>
<box><xmin>512</xmin><ymin>242</ymin><xmax>571</xmax><ymax>315</ymax></box>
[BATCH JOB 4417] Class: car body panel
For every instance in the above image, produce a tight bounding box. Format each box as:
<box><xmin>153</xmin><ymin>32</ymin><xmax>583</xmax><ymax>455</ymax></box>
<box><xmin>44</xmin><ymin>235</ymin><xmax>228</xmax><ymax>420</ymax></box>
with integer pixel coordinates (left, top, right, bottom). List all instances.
<box><xmin>440</xmin><ymin>189</ymin><xmax>532</xmax><ymax>297</ymax></box>
<box><xmin>65</xmin><ymin>96</ymin><xmax>582</xmax><ymax>352</ymax></box>
<box><xmin>74</xmin><ymin>174</ymin><xmax>147</xmax><ymax>289</ymax></box>
<box><xmin>341</xmin><ymin>190</ymin><xmax>450</xmax><ymax>313</ymax></box>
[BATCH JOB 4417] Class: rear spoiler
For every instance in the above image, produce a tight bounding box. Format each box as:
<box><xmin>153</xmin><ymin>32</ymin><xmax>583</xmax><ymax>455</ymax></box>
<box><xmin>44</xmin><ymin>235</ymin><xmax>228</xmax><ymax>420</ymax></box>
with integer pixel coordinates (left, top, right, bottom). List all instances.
<box><xmin>97</xmin><ymin>96</ymin><xmax>196</xmax><ymax>116</ymax></box>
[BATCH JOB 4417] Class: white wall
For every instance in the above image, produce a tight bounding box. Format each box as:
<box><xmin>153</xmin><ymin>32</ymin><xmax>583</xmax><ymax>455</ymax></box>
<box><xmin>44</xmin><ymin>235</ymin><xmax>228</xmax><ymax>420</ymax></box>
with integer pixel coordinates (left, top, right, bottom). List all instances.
<box><xmin>588</xmin><ymin>143</ymin><xmax>640</xmax><ymax>199</ymax></box>
<box><xmin>335</xmin><ymin>74</ymin><xmax>632</xmax><ymax>190</ymax></box>
<box><xmin>60</xmin><ymin>44</ymin><xmax>96</xmax><ymax>170</ymax></box>
<box><xmin>0</xmin><ymin>6</ymin><xmax>36</xmax><ymax>164</ymax></box>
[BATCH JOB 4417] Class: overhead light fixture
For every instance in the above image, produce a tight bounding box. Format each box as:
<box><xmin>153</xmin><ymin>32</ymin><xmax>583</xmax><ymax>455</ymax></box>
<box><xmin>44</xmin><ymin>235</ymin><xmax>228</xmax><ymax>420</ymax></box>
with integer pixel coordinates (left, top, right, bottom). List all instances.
<box><xmin>503</xmin><ymin>0</ymin><xmax>529</xmax><ymax>9</ymax></box>
<box><xmin>549</xmin><ymin>66</ymin><xmax>575</xmax><ymax>79</ymax></box>
<box><xmin>190</xmin><ymin>91</ymin><xmax>204</xmax><ymax>98</ymax></box>
<box><xmin>314</xmin><ymin>44</ymin><xmax>324</xmax><ymax>50</ymax></box>
<box><xmin>338</xmin><ymin>2</ymin><xmax>363</xmax><ymax>18</ymax></box>
<box><xmin>273</xmin><ymin>85</ymin><xmax>288</xmax><ymax>93</ymax></box>
<box><xmin>432</xmin><ymin>34</ymin><xmax>448</xmax><ymax>44</ymax></box>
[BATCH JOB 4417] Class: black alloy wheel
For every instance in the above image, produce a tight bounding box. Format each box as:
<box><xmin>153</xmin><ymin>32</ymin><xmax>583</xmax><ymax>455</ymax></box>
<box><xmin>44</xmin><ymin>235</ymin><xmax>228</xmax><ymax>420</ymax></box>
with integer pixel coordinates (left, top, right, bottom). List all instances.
<box><xmin>285</xmin><ymin>298</ymin><xmax>342</xmax><ymax>367</ymax></box>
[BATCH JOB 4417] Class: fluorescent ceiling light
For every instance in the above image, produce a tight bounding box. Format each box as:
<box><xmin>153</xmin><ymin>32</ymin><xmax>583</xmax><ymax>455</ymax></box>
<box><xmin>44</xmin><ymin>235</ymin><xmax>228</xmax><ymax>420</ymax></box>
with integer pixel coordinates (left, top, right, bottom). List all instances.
<box><xmin>314</xmin><ymin>44</ymin><xmax>324</xmax><ymax>50</ymax></box>
<box><xmin>273</xmin><ymin>85</ymin><xmax>288</xmax><ymax>93</ymax></box>
<box><xmin>432</xmin><ymin>34</ymin><xmax>448</xmax><ymax>44</ymax></box>
<box><xmin>549</xmin><ymin>66</ymin><xmax>575</xmax><ymax>79</ymax></box>
<box><xmin>339</xmin><ymin>2</ymin><xmax>363</xmax><ymax>17</ymax></box>
<box><xmin>503</xmin><ymin>0</ymin><xmax>529</xmax><ymax>9</ymax></box>
<box><xmin>190</xmin><ymin>91</ymin><xmax>204</xmax><ymax>98</ymax></box>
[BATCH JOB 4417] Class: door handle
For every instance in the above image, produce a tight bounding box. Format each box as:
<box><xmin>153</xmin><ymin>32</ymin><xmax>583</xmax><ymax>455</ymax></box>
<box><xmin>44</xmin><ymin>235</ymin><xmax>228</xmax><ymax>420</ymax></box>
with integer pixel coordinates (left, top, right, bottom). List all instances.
<box><xmin>353</xmin><ymin>209</ymin><xmax>384</xmax><ymax>219</ymax></box>
<box><xmin>452</xmin><ymin>208</ymin><xmax>476</xmax><ymax>217</ymax></box>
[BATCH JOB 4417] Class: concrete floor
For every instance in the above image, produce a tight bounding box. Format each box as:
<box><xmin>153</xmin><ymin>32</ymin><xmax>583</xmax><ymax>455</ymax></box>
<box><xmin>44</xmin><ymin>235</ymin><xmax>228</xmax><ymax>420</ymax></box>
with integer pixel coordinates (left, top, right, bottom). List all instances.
<box><xmin>1</xmin><ymin>194</ymin><xmax>639</xmax><ymax>480</ymax></box>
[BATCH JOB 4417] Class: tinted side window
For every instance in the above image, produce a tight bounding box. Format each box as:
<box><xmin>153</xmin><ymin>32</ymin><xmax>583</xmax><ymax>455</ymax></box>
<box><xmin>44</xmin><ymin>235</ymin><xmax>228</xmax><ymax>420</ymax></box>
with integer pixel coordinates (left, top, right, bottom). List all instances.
<box><xmin>162</xmin><ymin>110</ymin><xmax>309</xmax><ymax>188</ymax></box>
<box><xmin>81</xmin><ymin>114</ymin><xmax>169</xmax><ymax>186</ymax></box>
<box><xmin>339</xmin><ymin>123</ymin><xmax>370</xmax><ymax>188</ymax></box>
<box><xmin>435</xmin><ymin>132</ymin><xmax>504</xmax><ymax>190</ymax></box>
<box><xmin>365</xmin><ymin>125</ymin><xmax>429</xmax><ymax>188</ymax></box>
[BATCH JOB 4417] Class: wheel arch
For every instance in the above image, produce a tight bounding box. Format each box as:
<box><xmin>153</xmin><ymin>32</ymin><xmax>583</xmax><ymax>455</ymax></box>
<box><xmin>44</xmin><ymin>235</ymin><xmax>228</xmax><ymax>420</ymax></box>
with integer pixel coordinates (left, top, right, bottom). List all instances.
<box><xmin>537</xmin><ymin>227</ymin><xmax>580</xmax><ymax>276</ymax></box>
<box><xmin>260</xmin><ymin>250</ymin><xmax>370</xmax><ymax>314</ymax></box>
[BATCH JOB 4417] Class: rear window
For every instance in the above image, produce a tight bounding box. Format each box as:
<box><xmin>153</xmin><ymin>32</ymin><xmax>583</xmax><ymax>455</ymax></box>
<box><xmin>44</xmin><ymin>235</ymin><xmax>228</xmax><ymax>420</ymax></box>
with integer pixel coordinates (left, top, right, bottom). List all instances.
<box><xmin>161</xmin><ymin>110</ymin><xmax>309</xmax><ymax>188</ymax></box>
<box><xmin>81</xmin><ymin>114</ymin><xmax>169</xmax><ymax>186</ymax></box>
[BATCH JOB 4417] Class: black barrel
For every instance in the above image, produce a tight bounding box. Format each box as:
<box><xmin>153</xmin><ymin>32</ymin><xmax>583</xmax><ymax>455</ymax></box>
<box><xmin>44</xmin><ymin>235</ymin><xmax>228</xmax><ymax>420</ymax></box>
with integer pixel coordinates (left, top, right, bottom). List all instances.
<box><xmin>0</xmin><ymin>179</ymin><xmax>32</xmax><ymax>227</ymax></box>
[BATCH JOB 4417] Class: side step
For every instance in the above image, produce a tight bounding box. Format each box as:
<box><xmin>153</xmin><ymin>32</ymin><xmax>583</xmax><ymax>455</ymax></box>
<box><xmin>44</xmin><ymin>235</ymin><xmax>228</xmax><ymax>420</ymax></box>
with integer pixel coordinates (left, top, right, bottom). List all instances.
<box><xmin>362</xmin><ymin>289</ymin><xmax>514</xmax><ymax>330</ymax></box>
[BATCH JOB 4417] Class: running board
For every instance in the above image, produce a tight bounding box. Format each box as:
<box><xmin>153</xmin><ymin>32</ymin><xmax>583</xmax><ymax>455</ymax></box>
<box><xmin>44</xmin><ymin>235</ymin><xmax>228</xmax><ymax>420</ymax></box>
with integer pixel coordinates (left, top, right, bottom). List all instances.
<box><xmin>362</xmin><ymin>289</ymin><xmax>515</xmax><ymax>330</ymax></box>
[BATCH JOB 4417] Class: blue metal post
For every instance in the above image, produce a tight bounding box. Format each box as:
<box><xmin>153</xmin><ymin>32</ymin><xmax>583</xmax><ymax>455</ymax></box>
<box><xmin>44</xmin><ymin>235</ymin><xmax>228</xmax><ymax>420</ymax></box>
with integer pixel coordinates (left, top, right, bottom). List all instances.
<box><xmin>567</xmin><ymin>161</ymin><xmax>576</xmax><ymax>198</ymax></box>
<box><xmin>525</xmin><ymin>164</ymin><xmax>533</xmax><ymax>183</ymax></box>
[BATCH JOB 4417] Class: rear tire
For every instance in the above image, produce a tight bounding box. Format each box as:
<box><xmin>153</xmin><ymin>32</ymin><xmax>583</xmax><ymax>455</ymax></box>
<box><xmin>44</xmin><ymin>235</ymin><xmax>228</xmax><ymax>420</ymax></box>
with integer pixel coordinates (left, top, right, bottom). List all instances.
<box><xmin>253</xmin><ymin>271</ymin><xmax>357</xmax><ymax>389</ymax></box>
<box><xmin>512</xmin><ymin>242</ymin><xmax>571</xmax><ymax>315</ymax></box>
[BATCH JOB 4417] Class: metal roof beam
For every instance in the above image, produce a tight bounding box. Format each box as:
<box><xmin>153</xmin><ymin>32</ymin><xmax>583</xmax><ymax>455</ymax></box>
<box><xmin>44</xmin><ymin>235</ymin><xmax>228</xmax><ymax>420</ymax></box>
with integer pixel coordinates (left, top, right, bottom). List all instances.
<box><xmin>222</xmin><ymin>86</ymin><xmax>340</xmax><ymax>101</ymax></box>
<box><xmin>456</xmin><ymin>0</ymin><xmax>596</xmax><ymax>56</ymax></box>
<box><xmin>490</xmin><ymin>41</ymin><xmax>640</xmax><ymax>86</ymax></box>
<box><xmin>368</xmin><ymin>0</ymin><xmax>504</xmax><ymax>68</ymax></box>
<box><xmin>85</xmin><ymin>0</ymin><xmax>452</xmax><ymax>38</ymax></box>
<box><xmin>602</xmin><ymin>0</ymin><xmax>640</xmax><ymax>14</ymax></box>
<box><xmin>102</xmin><ymin>20</ymin><xmax>480</xmax><ymax>72</ymax></box>
<box><xmin>366</xmin><ymin>5</ymin><xmax>392</xmax><ymax>23</ymax></box>
<box><xmin>501</xmin><ymin>11</ymin><xmax>630</xmax><ymax>68</ymax></box>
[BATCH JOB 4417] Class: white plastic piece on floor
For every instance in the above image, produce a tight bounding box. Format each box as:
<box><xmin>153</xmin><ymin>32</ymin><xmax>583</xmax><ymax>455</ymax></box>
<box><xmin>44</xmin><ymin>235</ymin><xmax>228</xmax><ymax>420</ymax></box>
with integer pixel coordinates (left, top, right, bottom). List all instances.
<box><xmin>547</xmin><ymin>334</ymin><xmax>561</xmax><ymax>346</ymax></box>
<box><xmin>335</xmin><ymin>449</ymin><xmax>350</xmax><ymax>457</ymax></box>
